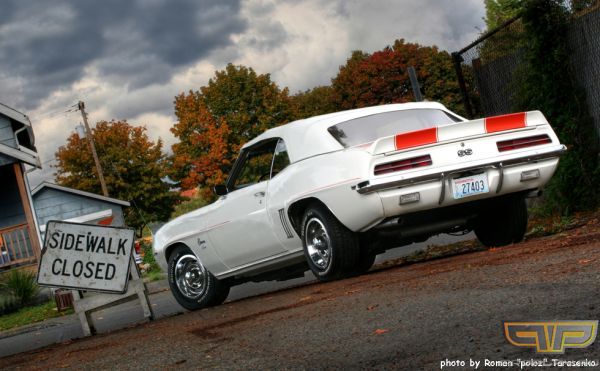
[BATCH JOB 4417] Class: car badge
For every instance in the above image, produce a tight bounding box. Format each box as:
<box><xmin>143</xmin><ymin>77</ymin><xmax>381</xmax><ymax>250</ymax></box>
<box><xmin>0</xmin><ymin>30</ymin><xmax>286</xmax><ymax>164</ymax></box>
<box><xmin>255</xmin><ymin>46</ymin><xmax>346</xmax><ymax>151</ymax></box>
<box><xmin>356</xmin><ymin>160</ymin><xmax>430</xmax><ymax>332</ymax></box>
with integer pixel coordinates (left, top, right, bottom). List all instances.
<box><xmin>457</xmin><ymin>148</ymin><xmax>473</xmax><ymax>157</ymax></box>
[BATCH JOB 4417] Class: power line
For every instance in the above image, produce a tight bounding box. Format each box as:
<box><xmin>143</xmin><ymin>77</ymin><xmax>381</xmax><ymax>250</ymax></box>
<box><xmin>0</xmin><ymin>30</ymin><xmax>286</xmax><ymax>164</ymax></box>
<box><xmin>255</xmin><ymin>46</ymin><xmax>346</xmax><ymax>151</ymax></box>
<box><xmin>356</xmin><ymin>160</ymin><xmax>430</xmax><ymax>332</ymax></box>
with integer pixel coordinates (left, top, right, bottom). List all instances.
<box><xmin>29</xmin><ymin>103</ymin><xmax>80</xmax><ymax>121</ymax></box>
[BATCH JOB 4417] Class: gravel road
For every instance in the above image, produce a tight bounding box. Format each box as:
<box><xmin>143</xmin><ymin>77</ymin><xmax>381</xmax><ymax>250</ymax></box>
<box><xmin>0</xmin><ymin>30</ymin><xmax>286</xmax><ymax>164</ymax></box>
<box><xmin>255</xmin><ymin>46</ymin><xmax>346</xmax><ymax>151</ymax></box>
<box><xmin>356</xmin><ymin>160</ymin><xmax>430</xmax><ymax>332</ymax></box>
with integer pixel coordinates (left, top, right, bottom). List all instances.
<box><xmin>1</xmin><ymin>217</ymin><xmax>599</xmax><ymax>370</ymax></box>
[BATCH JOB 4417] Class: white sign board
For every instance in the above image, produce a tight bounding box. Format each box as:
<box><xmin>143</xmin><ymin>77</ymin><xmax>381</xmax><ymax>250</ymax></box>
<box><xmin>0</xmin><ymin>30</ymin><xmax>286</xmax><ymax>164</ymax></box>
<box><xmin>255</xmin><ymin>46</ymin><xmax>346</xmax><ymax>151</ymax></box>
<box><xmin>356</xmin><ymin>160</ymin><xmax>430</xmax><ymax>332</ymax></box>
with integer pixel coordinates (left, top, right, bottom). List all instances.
<box><xmin>37</xmin><ymin>221</ymin><xmax>135</xmax><ymax>294</ymax></box>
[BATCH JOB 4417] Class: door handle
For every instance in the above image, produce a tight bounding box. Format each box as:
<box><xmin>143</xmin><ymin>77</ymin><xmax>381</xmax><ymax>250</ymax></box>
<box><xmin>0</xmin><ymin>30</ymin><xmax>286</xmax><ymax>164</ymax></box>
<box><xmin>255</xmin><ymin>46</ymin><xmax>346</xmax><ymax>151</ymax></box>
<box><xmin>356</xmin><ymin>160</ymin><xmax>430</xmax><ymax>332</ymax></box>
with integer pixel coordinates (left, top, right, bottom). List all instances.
<box><xmin>254</xmin><ymin>191</ymin><xmax>265</xmax><ymax>197</ymax></box>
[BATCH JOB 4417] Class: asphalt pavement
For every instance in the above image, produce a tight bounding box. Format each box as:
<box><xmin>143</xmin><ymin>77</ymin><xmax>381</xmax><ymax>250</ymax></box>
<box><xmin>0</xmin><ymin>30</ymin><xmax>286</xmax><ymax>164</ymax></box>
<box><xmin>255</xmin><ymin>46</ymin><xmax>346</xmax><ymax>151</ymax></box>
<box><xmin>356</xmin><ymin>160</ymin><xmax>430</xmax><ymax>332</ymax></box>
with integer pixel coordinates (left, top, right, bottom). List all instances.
<box><xmin>0</xmin><ymin>233</ymin><xmax>473</xmax><ymax>358</ymax></box>
<box><xmin>0</xmin><ymin>222</ymin><xmax>598</xmax><ymax>369</ymax></box>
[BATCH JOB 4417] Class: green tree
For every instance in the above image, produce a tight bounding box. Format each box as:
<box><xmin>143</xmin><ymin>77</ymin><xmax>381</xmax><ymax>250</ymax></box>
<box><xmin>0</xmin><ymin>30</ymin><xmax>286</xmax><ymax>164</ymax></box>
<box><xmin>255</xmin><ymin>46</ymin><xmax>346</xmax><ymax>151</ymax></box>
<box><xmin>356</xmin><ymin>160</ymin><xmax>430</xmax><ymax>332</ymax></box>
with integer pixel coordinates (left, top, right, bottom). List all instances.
<box><xmin>291</xmin><ymin>86</ymin><xmax>337</xmax><ymax>119</ymax></box>
<box><xmin>478</xmin><ymin>0</ymin><xmax>525</xmax><ymax>64</ymax></box>
<box><xmin>484</xmin><ymin>0</ymin><xmax>521</xmax><ymax>29</ymax></box>
<box><xmin>171</xmin><ymin>64</ymin><xmax>295</xmax><ymax>194</ymax></box>
<box><xmin>55</xmin><ymin>120</ymin><xmax>181</xmax><ymax>235</ymax></box>
<box><xmin>331</xmin><ymin>40</ymin><xmax>465</xmax><ymax>115</ymax></box>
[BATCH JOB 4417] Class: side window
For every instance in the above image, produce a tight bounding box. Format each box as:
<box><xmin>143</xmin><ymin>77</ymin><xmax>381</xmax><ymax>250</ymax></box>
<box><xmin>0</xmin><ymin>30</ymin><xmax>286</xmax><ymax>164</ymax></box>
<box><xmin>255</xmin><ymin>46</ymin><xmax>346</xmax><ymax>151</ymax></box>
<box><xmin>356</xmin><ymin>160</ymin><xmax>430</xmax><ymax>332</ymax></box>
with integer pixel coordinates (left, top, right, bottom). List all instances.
<box><xmin>234</xmin><ymin>150</ymin><xmax>274</xmax><ymax>189</ymax></box>
<box><xmin>231</xmin><ymin>139</ymin><xmax>277</xmax><ymax>189</ymax></box>
<box><xmin>270</xmin><ymin>139</ymin><xmax>290</xmax><ymax>178</ymax></box>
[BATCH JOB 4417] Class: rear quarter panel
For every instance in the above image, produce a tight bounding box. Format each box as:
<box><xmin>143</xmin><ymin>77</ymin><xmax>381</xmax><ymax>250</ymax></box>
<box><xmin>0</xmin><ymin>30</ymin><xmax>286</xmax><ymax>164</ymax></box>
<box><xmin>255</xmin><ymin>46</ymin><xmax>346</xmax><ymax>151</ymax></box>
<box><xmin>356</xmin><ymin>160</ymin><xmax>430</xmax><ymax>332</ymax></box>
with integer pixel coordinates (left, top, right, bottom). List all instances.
<box><xmin>268</xmin><ymin>149</ymin><xmax>384</xmax><ymax>233</ymax></box>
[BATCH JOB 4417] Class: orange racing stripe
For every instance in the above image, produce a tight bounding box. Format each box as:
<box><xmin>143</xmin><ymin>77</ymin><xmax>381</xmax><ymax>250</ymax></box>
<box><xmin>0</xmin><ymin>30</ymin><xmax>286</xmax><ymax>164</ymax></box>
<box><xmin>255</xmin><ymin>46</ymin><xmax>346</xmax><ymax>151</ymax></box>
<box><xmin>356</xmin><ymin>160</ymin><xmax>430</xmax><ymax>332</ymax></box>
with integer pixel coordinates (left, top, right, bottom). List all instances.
<box><xmin>485</xmin><ymin>112</ymin><xmax>526</xmax><ymax>133</ymax></box>
<box><xmin>394</xmin><ymin>127</ymin><xmax>438</xmax><ymax>150</ymax></box>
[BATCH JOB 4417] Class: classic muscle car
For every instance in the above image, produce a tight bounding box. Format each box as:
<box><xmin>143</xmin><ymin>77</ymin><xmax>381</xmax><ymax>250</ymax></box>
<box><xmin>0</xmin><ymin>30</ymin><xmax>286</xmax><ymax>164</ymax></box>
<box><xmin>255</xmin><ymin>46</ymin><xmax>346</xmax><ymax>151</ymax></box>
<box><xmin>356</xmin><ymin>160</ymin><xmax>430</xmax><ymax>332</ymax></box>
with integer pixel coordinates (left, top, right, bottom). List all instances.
<box><xmin>153</xmin><ymin>102</ymin><xmax>565</xmax><ymax>310</ymax></box>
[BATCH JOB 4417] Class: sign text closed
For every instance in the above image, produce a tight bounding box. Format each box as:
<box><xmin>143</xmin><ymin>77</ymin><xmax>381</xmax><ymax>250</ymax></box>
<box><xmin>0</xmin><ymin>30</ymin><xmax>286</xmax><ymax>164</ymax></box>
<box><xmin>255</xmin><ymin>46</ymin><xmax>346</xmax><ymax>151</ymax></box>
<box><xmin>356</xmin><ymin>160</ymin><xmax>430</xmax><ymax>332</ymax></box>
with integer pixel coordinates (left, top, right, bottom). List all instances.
<box><xmin>37</xmin><ymin>221</ymin><xmax>134</xmax><ymax>293</ymax></box>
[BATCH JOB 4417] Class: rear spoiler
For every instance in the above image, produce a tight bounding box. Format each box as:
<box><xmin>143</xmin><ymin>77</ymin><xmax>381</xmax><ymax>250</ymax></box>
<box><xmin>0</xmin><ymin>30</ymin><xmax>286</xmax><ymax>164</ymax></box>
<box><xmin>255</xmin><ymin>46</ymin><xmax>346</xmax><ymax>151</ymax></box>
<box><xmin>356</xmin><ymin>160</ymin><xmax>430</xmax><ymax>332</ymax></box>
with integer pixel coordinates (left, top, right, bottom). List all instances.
<box><xmin>370</xmin><ymin>111</ymin><xmax>548</xmax><ymax>155</ymax></box>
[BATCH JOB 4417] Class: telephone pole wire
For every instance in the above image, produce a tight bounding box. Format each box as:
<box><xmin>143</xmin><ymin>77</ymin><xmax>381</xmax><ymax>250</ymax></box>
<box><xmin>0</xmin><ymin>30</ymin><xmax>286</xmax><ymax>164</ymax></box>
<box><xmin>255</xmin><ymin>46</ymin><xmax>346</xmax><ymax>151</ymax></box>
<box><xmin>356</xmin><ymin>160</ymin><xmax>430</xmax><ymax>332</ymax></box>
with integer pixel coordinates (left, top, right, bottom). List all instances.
<box><xmin>78</xmin><ymin>101</ymin><xmax>109</xmax><ymax>197</ymax></box>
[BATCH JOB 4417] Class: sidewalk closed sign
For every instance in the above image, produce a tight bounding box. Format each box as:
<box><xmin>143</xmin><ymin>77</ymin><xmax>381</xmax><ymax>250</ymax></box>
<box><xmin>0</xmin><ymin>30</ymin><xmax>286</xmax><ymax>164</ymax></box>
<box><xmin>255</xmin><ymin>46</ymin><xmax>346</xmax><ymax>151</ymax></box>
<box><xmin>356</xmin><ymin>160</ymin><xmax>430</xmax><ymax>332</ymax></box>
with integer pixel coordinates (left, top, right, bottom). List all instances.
<box><xmin>37</xmin><ymin>221</ymin><xmax>135</xmax><ymax>294</ymax></box>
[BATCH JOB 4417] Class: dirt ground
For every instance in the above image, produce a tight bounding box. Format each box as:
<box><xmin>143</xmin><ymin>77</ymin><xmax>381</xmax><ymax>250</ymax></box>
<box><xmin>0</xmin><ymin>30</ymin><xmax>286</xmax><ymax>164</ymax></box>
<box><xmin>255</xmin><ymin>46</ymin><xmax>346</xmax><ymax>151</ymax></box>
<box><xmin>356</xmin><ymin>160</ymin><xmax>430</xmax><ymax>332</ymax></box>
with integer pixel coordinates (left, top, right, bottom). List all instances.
<box><xmin>1</xmin><ymin>215</ymin><xmax>599</xmax><ymax>370</ymax></box>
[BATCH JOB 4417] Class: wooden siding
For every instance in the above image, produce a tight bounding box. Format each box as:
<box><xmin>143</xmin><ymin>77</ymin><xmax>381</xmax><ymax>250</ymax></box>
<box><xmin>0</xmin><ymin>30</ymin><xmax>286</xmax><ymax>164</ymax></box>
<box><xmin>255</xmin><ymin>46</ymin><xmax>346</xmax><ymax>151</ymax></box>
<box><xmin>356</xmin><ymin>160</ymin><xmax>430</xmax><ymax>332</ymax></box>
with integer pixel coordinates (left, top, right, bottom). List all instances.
<box><xmin>0</xmin><ymin>116</ymin><xmax>17</xmax><ymax>167</ymax></box>
<box><xmin>0</xmin><ymin>153</ymin><xmax>15</xmax><ymax>167</ymax></box>
<box><xmin>0</xmin><ymin>115</ymin><xmax>16</xmax><ymax>149</ymax></box>
<box><xmin>0</xmin><ymin>165</ymin><xmax>26</xmax><ymax>229</ymax></box>
<box><xmin>33</xmin><ymin>188</ymin><xmax>126</xmax><ymax>229</ymax></box>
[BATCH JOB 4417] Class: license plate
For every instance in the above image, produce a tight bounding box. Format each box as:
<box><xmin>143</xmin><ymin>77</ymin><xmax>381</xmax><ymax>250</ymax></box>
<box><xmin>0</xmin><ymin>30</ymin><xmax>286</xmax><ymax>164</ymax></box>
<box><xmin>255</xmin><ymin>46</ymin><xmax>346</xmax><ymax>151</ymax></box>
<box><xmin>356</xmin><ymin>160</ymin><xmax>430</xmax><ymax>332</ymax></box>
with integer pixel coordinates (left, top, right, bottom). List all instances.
<box><xmin>452</xmin><ymin>173</ymin><xmax>489</xmax><ymax>199</ymax></box>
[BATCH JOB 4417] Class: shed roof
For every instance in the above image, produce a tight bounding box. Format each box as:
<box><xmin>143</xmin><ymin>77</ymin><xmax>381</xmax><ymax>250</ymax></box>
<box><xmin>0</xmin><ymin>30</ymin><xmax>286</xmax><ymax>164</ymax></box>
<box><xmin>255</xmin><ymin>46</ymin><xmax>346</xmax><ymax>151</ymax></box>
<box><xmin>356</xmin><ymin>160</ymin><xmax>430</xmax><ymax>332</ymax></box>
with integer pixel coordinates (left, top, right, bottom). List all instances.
<box><xmin>0</xmin><ymin>102</ymin><xmax>32</xmax><ymax>126</ymax></box>
<box><xmin>31</xmin><ymin>182</ymin><xmax>130</xmax><ymax>207</ymax></box>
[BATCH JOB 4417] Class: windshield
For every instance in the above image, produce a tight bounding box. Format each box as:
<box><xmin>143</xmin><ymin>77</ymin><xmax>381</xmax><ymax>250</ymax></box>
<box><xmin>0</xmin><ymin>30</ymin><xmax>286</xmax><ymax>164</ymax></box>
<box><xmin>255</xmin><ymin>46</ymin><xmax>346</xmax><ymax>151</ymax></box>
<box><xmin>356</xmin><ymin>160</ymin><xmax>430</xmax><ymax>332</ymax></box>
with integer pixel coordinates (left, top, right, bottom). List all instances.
<box><xmin>327</xmin><ymin>109</ymin><xmax>462</xmax><ymax>148</ymax></box>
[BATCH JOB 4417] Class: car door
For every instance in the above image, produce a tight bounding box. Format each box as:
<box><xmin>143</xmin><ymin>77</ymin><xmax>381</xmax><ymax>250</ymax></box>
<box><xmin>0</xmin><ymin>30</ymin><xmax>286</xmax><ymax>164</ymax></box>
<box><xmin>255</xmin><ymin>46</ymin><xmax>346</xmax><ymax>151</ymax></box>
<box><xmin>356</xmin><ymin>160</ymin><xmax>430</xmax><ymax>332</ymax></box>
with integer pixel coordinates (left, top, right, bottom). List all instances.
<box><xmin>207</xmin><ymin>139</ymin><xmax>287</xmax><ymax>268</ymax></box>
<box><xmin>265</xmin><ymin>139</ymin><xmax>302</xmax><ymax>250</ymax></box>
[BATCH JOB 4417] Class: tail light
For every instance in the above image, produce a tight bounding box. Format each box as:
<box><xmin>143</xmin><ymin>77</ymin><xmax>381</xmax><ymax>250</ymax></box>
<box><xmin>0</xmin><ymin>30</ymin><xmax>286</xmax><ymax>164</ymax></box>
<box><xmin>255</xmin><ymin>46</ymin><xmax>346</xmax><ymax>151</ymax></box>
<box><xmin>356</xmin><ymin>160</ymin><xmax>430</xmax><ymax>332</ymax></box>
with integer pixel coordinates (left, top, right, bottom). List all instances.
<box><xmin>374</xmin><ymin>155</ymin><xmax>432</xmax><ymax>176</ymax></box>
<box><xmin>497</xmin><ymin>134</ymin><xmax>551</xmax><ymax>152</ymax></box>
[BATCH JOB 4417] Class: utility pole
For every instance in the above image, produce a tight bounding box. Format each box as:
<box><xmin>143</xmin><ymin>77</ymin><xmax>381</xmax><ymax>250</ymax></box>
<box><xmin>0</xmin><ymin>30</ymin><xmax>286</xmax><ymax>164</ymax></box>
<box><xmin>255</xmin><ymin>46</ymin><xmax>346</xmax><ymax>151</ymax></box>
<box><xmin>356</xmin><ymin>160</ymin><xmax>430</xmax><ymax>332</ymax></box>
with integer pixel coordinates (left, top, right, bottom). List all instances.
<box><xmin>78</xmin><ymin>101</ymin><xmax>109</xmax><ymax>197</ymax></box>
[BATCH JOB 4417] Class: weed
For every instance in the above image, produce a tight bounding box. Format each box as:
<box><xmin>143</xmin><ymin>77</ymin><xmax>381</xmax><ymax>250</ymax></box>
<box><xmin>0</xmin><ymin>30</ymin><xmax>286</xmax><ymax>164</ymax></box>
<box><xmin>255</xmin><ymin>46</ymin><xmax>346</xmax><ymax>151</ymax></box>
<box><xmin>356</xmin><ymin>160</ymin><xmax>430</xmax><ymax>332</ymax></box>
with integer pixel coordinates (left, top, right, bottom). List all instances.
<box><xmin>2</xmin><ymin>270</ymin><xmax>38</xmax><ymax>305</ymax></box>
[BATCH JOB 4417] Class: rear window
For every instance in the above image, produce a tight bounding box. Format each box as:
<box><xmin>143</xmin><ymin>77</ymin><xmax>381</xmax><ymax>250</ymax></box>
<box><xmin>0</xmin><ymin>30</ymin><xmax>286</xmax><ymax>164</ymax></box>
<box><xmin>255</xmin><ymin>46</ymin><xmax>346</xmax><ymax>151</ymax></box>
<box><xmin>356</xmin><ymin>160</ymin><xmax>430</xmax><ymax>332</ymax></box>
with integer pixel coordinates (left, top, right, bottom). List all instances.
<box><xmin>327</xmin><ymin>109</ymin><xmax>462</xmax><ymax>148</ymax></box>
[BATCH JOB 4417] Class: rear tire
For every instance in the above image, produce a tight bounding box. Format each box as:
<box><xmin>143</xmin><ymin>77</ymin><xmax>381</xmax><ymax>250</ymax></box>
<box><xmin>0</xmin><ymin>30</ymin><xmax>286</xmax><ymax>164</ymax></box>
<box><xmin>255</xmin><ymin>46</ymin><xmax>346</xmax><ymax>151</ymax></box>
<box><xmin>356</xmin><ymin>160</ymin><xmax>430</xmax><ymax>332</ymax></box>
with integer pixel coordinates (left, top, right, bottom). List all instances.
<box><xmin>351</xmin><ymin>250</ymin><xmax>377</xmax><ymax>275</ymax></box>
<box><xmin>301</xmin><ymin>203</ymin><xmax>359</xmax><ymax>281</ymax></box>
<box><xmin>474</xmin><ymin>196</ymin><xmax>528</xmax><ymax>247</ymax></box>
<box><xmin>167</xmin><ymin>246</ymin><xmax>230</xmax><ymax>310</ymax></box>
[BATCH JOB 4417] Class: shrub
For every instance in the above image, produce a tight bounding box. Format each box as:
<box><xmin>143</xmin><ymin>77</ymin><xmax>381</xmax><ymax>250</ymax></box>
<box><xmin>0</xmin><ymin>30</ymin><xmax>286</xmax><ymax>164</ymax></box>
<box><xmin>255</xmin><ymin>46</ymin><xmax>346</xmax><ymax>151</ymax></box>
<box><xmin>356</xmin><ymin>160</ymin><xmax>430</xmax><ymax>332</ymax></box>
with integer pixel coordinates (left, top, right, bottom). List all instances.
<box><xmin>3</xmin><ymin>269</ymin><xmax>39</xmax><ymax>305</ymax></box>
<box><xmin>140</xmin><ymin>239</ymin><xmax>161</xmax><ymax>273</ymax></box>
<box><xmin>0</xmin><ymin>294</ymin><xmax>20</xmax><ymax>316</ymax></box>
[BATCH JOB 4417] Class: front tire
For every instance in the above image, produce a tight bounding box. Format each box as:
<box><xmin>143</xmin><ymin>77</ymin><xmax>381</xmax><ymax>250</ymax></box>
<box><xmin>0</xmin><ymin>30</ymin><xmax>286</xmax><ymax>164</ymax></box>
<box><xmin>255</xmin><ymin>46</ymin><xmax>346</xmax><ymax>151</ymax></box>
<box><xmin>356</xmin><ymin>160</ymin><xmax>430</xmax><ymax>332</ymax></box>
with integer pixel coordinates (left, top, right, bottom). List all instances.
<box><xmin>167</xmin><ymin>245</ymin><xmax>230</xmax><ymax>310</ymax></box>
<box><xmin>474</xmin><ymin>195</ymin><xmax>528</xmax><ymax>247</ymax></box>
<box><xmin>301</xmin><ymin>204</ymin><xmax>359</xmax><ymax>281</ymax></box>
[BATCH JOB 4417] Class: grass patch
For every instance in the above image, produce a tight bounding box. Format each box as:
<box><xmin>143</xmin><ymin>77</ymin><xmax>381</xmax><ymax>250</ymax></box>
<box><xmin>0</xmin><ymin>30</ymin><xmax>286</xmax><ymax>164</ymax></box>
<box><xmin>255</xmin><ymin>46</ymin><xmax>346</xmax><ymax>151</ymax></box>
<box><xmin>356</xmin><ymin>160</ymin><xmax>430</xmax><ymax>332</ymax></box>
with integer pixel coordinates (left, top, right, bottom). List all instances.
<box><xmin>144</xmin><ymin>270</ymin><xmax>165</xmax><ymax>282</ymax></box>
<box><xmin>0</xmin><ymin>300</ymin><xmax>73</xmax><ymax>332</ymax></box>
<box><xmin>526</xmin><ymin>209</ymin><xmax>598</xmax><ymax>238</ymax></box>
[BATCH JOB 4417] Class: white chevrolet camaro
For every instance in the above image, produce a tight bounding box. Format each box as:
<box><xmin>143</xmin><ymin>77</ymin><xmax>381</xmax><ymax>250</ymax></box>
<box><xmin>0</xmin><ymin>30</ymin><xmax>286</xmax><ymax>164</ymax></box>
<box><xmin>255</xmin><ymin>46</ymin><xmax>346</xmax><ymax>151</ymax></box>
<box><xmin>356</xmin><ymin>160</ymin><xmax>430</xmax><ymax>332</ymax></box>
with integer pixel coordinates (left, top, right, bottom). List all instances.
<box><xmin>153</xmin><ymin>102</ymin><xmax>565</xmax><ymax>310</ymax></box>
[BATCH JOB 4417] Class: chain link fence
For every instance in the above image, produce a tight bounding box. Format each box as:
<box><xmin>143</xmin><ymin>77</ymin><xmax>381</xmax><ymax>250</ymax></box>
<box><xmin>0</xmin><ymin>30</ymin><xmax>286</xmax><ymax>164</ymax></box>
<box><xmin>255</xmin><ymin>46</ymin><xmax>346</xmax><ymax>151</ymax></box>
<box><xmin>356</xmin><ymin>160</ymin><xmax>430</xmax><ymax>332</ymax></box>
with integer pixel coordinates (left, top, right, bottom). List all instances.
<box><xmin>452</xmin><ymin>7</ymin><xmax>600</xmax><ymax>140</ymax></box>
<box><xmin>452</xmin><ymin>17</ymin><xmax>525</xmax><ymax>119</ymax></box>
<box><xmin>568</xmin><ymin>8</ymin><xmax>600</xmax><ymax>139</ymax></box>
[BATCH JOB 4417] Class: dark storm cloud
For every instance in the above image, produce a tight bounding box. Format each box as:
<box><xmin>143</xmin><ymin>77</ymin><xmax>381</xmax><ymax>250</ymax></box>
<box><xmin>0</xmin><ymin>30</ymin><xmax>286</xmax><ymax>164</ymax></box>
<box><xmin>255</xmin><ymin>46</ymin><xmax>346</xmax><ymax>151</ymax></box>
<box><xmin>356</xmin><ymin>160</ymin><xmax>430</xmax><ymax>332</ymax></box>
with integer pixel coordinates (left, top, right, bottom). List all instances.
<box><xmin>0</xmin><ymin>0</ymin><xmax>246</xmax><ymax>109</ymax></box>
<box><xmin>0</xmin><ymin>1</ymin><xmax>17</xmax><ymax>23</ymax></box>
<box><xmin>244</xmin><ymin>2</ymin><xmax>289</xmax><ymax>52</ymax></box>
<box><xmin>333</xmin><ymin>0</ymin><xmax>485</xmax><ymax>53</ymax></box>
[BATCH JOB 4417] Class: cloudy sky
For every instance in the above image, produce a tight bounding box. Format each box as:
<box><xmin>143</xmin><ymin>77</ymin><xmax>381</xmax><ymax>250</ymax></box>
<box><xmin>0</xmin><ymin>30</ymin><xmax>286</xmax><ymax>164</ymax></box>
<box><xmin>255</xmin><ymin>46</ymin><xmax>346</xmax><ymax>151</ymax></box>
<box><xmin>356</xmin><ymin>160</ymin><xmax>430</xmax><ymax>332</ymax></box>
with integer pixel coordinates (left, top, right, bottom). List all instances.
<box><xmin>0</xmin><ymin>0</ymin><xmax>485</xmax><ymax>186</ymax></box>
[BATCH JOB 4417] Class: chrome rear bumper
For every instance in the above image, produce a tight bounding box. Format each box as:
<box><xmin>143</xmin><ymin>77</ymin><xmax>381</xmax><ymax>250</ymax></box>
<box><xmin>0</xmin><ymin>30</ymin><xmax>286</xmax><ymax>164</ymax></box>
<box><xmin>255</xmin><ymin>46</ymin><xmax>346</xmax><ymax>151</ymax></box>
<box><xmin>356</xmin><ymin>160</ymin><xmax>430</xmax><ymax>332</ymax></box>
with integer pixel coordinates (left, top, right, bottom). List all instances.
<box><xmin>354</xmin><ymin>145</ymin><xmax>567</xmax><ymax>197</ymax></box>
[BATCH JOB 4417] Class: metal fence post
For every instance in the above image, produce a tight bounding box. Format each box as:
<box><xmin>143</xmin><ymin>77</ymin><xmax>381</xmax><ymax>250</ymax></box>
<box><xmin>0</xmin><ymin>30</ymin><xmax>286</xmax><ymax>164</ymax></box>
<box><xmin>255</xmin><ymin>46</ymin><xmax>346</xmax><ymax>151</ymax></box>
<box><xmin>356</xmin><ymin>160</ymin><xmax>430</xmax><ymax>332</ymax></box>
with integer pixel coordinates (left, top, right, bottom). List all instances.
<box><xmin>452</xmin><ymin>52</ymin><xmax>474</xmax><ymax>118</ymax></box>
<box><xmin>407</xmin><ymin>66</ymin><xmax>424</xmax><ymax>102</ymax></box>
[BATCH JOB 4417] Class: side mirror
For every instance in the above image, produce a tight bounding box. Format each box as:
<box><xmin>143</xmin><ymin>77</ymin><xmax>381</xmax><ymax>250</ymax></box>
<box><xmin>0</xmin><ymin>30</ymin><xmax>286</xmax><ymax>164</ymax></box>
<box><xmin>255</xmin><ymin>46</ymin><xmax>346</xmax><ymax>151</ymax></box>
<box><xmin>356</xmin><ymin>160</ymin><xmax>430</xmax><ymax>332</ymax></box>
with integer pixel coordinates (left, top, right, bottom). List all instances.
<box><xmin>213</xmin><ymin>184</ymin><xmax>228</xmax><ymax>196</ymax></box>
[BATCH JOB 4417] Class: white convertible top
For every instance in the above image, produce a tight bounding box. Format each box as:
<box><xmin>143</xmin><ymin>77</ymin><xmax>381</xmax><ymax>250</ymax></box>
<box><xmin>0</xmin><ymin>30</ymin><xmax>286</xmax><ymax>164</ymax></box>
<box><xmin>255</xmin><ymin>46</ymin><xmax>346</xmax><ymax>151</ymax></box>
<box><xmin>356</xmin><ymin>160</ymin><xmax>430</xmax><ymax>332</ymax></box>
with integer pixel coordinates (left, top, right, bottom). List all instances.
<box><xmin>242</xmin><ymin>102</ymin><xmax>452</xmax><ymax>163</ymax></box>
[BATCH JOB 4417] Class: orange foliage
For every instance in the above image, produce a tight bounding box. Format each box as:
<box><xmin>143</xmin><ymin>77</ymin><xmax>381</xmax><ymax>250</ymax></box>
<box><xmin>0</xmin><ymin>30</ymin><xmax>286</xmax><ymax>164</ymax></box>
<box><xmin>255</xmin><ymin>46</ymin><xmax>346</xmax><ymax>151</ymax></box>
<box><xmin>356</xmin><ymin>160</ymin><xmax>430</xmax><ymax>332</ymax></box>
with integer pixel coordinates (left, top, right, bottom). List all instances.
<box><xmin>331</xmin><ymin>39</ymin><xmax>464</xmax><ymax>115</ymax></box>
<box><xmin>171</xmin><ymin>64</ymin><xmax>294</xmax><ymax>194</ymax></box>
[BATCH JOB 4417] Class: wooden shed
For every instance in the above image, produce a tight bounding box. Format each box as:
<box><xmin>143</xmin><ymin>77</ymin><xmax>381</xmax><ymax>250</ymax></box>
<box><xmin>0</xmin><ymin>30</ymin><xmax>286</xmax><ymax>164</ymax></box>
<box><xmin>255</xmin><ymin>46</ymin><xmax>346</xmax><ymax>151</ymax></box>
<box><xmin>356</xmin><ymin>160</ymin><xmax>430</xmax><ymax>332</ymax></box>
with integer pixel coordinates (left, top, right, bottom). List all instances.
<box><xmin>31</xmin><ymin>182</ymin><xmax>130</xmax><ymax>236</ymax></box>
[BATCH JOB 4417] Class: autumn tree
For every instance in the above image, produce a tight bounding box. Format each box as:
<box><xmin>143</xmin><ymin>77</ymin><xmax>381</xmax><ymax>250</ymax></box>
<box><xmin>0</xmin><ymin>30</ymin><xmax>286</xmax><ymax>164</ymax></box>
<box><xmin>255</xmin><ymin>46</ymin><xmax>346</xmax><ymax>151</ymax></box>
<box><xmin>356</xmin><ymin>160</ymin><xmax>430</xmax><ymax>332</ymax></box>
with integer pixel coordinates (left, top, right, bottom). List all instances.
<box><xmin>171</xmin><ymin>64</ymin><xmax>295</xmax><ymax>193</ymax></box>
<box><xmin>331</xmin><ymin>39</ymin><xmax>465</xmax><ymax>115</ymax></box>
<box><xmin>290</xmin><ymin>86</ymin><xmax>337</xmax><ymax>119</ymax></box>
<box><xmin>55</xmin><ymin>120</ymin><xmax>181</xmax><ymax>235</ymax></box>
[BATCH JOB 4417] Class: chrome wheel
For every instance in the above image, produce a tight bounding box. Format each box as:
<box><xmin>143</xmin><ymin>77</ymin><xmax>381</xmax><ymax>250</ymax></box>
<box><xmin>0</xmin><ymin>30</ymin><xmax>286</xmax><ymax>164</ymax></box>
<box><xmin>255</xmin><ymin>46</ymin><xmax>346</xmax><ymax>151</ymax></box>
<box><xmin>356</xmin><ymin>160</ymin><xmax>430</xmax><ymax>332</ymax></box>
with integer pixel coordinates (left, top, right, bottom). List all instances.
<box><xmin>174</xmin><ymin>254</ymin><xmax>207</xmax><ymax>300</ymax></box>
<box><xmin>305</xmin><ymin>217</ymin><xmax>331</xmax><ymax>270</ymax></box>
